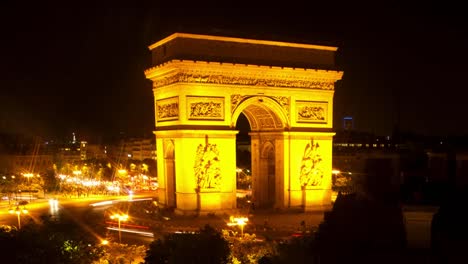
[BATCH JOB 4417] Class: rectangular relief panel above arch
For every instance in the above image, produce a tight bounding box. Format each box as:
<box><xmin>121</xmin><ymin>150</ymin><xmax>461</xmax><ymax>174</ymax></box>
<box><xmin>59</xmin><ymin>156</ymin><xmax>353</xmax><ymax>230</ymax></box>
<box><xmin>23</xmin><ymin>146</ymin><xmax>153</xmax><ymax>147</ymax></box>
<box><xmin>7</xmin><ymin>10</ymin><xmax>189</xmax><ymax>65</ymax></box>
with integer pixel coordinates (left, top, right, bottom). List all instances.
<box><xmin>295</xmin><ymin>100</ymin><xmax>328</xmax><ymax>124</ymax></box>
<box><xmin>186</xmin><ymin>96</ymin><xmax>225</xmax><ymax>121</ymax></box>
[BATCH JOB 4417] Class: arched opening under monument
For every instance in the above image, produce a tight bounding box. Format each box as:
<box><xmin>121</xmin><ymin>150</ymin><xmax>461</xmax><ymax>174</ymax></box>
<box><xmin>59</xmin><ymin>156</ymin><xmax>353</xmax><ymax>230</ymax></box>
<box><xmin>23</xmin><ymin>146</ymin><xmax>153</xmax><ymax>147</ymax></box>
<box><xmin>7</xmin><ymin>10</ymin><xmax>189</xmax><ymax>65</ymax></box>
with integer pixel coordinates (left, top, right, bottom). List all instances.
<box><xmin>164</xmin><ymin>141</ymin><xmax>176</xmax><ymax>209</ymax></box>
<box><xmin>233</xmin><ymin>98</ymin><xmax>286</xmax><ymax>210</ymax></box>
<box><xmin>262</xmin><ymin>142</ymin><xmax>276</xmax><ymax>208</ymax></box>
<box><xmin>235</xmin><ymin>113</ymin><xmax>252</xmax><ymax>209</ymax></box>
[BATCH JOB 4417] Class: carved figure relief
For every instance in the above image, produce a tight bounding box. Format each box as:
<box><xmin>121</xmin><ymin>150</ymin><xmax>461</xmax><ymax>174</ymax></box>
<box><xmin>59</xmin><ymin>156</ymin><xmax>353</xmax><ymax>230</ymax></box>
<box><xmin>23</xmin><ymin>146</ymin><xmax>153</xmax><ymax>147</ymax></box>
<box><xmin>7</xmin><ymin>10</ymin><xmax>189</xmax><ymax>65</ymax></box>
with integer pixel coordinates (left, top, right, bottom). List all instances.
<box><xmin>154</xmin><ymin>72</ymin><xmax>335</xmax><ymax>90</ymax></box>
<box><xmin>194</xmin><ymin>137</ymin><xmax>221</xmax><ymax>190</ymax></box>
<box><xmin>296</xmin><ymin>101</ymin><xmax>328</xmax><ymax>123</ymax></box>
<box><xmin>272</xmin><ymin>96</ymin><xmax>290</xmax><ymax>117</ymax></box>
<box><xmin>156</xmin><ymin>97</ymin><xmax>179</xmax><ymax>121</ymax></box>
<box><xmin>272</xmin><ymin>96</ymin><xmax>289</xmax><ymax>107</ymax></box>
<box><xmin>231</xmin><ymin>94</ymin><xmax>246</xmax><ymax>112</ymax></box>
<box><xmin>300</xmin><ymin>139</ymin><xmax>324</xmax><ymax>187</ymax></box>
<box><xmin>187</xmin><ymin>96</ymin><xmax>224</xmax><ymax>120</ymax></box>
<box><xmin>190</xmin><ymin>102</ymin><xmax>222</xmax><ymax>118</ymax></box>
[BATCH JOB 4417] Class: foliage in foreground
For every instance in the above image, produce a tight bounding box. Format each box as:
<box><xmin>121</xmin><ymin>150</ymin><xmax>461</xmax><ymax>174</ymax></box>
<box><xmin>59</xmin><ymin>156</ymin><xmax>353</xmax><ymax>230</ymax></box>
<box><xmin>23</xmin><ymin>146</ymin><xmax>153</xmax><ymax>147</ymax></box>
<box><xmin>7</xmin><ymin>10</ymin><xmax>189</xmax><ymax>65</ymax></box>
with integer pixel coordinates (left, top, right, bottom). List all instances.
<box><xmin>93</xmin><ymin>242</ymin><xmax>147</xmax><ymax>264</ymax></box>
<box><xmin>145</xmin><ymin>224</ymin><xmax>230</xmax><ymax>264</ymax></box>
<box><xmin>0</xmin><ymin>217</ymin><xmax>105</xmax><ymax>264</ymax></box>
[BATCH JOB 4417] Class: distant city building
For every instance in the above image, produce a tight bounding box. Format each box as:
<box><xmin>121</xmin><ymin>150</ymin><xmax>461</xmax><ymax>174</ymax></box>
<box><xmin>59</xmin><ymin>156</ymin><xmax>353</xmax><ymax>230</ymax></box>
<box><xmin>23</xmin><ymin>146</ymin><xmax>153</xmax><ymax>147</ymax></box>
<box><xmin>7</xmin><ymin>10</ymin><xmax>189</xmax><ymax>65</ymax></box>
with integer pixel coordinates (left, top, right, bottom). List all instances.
<box><xmin>0</xmin><ymin>154</ymin><xmax>54</xmax><ymax>175</ymax></box>
<box><xmin>80</xmin><ymin>141</ymin><xmax>87</xmax><ymax>160</ymax></box>
<box><xmin>343</xmin><ymin>116</ymin><xmax>354</xmax><ymax>131</ymax></box>
<box><xmin>109</xmin><ymin>137</ymin><xmax>157</xmax><ymax>162</ymax></box>
<box><xmin>127</xmin><ymin>137</ymin><xmax>157</xmax><ymax>161</ymax></box>
<box><xmin>85</xmin><ymin>143</ymin><xmax>107</xmax><ymax>160</ymax></box>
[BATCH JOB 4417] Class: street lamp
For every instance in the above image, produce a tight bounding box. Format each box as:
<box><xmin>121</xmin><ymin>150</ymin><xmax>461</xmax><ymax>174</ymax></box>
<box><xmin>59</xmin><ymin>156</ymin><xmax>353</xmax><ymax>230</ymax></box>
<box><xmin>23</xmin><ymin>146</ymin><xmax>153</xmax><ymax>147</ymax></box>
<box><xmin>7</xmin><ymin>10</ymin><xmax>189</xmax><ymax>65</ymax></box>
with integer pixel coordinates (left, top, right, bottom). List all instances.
<box><xmin>110</xmin><ymin>213</ymin><xmax>128</xmax><ymax>243</ymax></box>
<box><xmin>9</xmin><ymin>205</ymin><xmax>28</xmax><ymax>229</ymax></box>
<box><xmin>23</xmin><ymin>173</ymin><xmax>34</xmax><ymax>202</ymax></box>
<box><xmin>228</xmin><ymin>216</ymin><xmax>249</xmax><ymax>238</ymax></box>
<box><xmin>23</xmin><ymin>173</ymin><xmax>33</xmax><ymax>183</ymax></box>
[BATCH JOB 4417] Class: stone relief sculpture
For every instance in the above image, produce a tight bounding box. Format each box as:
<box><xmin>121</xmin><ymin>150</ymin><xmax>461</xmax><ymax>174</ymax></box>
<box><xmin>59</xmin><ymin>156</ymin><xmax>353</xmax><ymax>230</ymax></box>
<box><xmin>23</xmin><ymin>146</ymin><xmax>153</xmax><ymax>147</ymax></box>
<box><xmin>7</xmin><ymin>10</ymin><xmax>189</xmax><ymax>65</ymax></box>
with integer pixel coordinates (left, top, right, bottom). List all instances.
<box><xmin>156</xmin><ymin>97</ymin><xmax>179</xmax><ymax>121</ymax></box>
<box><xmin>187</xmin><ymin>96</ymin><xmax>224</xmax><ymax>120</ymax></box>
<box><xmin>298</xmin><ymin>106</ymin><xmax>325</xmax><ymax>120</ymax></box>
<box><xmin>154</xmin><ymin>72</ymin><xmax>335</xmax><ymax>90</ymax></box>
<box><xmin>296</xmin><ymin>101</ymin><xmax>328</xmax><ymax>123</ymax></box>
<box><xmin>300</xmin><ymin>139</ymin><xmax>324</xmax><ymax>187</ymax></box>
<box><xmin>272</xmin><ymin>96</ymin><xmax>290</xmax><ymax>116</ymax></box>
<box><xmin>194</xmin><ymin>139</ymin><xmax>221</xmax><ymax>190</ymax></box>
<box><xmin>231</xmin><ymin>94</ymin><xmax>245</xmax><ymax>111</ymax></box>
<box><xmin>190</xmin><ymin>102</ymin><xmax>222</xmax><ymax>118</ymax></box>
<box><xmin>231</xmin><ymin>94</ymin><xmax>290</xmax><ymax>116</ymax></box>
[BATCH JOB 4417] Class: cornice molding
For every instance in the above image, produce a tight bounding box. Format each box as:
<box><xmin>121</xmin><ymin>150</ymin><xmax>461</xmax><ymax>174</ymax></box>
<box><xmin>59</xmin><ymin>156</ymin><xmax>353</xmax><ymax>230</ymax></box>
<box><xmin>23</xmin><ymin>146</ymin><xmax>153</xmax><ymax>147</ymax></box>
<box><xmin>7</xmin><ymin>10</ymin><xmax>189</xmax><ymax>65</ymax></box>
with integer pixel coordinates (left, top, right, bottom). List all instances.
<box><xmin>148</xmin><ymin>32</ymin><xmax>338</xmax><ymax>51</ymax></box>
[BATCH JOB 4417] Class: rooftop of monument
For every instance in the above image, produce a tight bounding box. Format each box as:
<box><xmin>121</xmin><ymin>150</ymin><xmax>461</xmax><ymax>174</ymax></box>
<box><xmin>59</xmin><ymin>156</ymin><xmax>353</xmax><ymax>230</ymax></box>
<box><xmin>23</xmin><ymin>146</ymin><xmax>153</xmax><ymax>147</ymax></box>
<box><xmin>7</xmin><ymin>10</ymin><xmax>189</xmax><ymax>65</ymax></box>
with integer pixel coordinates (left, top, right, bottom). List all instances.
<box><xmin>148</xmin><ymin>33</ymin><xmax>340</xmax><ymax>70</ymax></box>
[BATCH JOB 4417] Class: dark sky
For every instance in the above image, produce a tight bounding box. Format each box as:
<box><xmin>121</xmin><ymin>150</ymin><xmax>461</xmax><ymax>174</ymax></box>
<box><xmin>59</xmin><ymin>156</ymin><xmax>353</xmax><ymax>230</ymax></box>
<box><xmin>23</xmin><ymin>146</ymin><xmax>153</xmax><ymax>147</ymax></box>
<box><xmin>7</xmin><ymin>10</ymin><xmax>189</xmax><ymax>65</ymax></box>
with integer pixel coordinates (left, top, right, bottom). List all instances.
<box><xmin>1</xmin><ymin>1</ymin><xmax>467</xmax><ymax>142</ymax></box>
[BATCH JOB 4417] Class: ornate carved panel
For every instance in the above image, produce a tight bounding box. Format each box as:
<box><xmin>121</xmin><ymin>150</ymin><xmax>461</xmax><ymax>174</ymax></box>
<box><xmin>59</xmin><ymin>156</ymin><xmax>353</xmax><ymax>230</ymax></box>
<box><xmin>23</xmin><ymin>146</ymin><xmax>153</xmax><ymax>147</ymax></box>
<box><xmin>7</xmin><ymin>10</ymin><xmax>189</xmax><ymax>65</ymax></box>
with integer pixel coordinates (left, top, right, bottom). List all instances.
<box><xmin>300</xmin><ymin>138</ymin><xmax>324</xmax><ymax>187</ymax></box>
<box><xmin>272</xmin><ymin>96</ymin><xmax>290</xmax><ymax>116</ymax></box>
<box><xmin>156</xmin><ymin>97</ymin><xmax>179</xmax><ymax>121</ymax></box>
<box><xmin>154</xmin><ymin>72</ymin><xmax>335</xmax><ymax>90</ymax></box>
<box><xmin>194</xmin><ymin>139</ymin><xmax>221</xmax><ymax>190</ymax></box>
<box><xmin>231</xmin><ymin>94</ymin><xmax>290</xmax><ymax>119</ymax></box>
<box><xmin>231</xmin><ymin>94</ymin><xmax>248</xmax><ymax>113</ymax></box>
<box><xmin>187</xmin><ymin>96</ymin><xmax>224</xmax><ymax>120</ymax></box>
<box><xmin>296</xmin><ymin>101</ymin><xmax>328</xmax><ymax>123</ymax></box>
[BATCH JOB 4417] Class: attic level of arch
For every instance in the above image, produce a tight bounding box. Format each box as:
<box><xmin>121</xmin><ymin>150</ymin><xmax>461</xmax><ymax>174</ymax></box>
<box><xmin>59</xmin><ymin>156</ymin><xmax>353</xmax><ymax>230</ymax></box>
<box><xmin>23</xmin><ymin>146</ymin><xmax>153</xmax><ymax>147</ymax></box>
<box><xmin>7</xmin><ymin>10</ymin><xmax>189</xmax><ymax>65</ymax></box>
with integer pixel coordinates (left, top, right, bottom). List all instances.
<box><xmin>148</xmin><ymin>32</ymin><xmax>339</xmax><ymax>70</ymax></box>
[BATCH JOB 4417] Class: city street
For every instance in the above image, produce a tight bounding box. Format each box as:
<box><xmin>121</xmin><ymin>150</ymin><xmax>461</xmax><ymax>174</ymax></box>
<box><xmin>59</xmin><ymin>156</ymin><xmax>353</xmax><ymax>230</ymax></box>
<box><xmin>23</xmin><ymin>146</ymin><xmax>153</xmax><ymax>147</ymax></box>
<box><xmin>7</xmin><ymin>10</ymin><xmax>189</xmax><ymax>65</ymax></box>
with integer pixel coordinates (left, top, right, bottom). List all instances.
<box><xmin>0</xmin><ymin>194</ymin><xmax>439</xmax><ymax>250</ymax></box>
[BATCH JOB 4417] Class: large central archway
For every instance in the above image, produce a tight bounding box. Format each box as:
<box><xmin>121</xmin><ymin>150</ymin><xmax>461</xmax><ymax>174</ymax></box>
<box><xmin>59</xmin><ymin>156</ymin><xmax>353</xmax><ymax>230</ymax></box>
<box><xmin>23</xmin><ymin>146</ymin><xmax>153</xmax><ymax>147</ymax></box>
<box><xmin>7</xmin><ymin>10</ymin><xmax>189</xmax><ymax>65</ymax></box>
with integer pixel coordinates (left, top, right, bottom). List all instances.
<box><xmin>232</xmin><ymin>96</ymin><xmax>288</xmax><ymax>209</ymax></box>
<box><xmin>145</xmin><ymin>33</ymin><xmax>343</xmax><ymax>215</ymax></box>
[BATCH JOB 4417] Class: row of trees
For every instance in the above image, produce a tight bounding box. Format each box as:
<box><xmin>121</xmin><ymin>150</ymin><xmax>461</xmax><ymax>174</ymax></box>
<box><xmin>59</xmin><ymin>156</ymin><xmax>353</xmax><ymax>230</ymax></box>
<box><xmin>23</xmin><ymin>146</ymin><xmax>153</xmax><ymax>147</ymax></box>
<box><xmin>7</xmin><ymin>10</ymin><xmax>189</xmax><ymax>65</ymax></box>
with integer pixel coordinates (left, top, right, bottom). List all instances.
<box><xmin>0</xmin><ymin>218</ymin><xmax>316</xmax><ymax>264</ymax></box>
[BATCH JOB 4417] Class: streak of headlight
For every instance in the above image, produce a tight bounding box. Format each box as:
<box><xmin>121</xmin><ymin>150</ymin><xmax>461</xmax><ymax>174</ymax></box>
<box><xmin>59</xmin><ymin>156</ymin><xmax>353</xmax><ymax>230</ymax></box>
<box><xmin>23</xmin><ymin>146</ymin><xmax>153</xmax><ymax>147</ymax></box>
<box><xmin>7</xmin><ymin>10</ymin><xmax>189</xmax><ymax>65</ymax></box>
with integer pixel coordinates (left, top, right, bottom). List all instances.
<box><xmin>90</xmin><ymin>201</ymin><xmax>114</xmax><ymax>207</ymax></box>
<box><xmin>49</xmin><ymin>199</ymin><xmax>59</xmax><ymax>216</ymax></box>
<box><xmin>106</xmin><ymin>227</ymin><xmax>154</xmax><ymax>237</ymax></box>
<box><xmin>127</xmin><ymin>198</ymin><xmax>153</xmax><ymax>202</ymax></box>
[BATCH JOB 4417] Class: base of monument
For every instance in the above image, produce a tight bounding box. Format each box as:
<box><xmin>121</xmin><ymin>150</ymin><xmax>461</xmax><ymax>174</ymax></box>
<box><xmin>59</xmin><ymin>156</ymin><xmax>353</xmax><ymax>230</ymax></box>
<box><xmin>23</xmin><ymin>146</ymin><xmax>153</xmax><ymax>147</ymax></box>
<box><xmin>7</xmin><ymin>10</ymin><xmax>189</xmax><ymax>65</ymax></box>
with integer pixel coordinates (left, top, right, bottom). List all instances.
<box><xmin>303</xmin><ymin>204</ymin><xmax>333</xmax><ymax>212</ymax></box>
<box><xmin>174</xmin><ymin>208</ymin><xmax>234</xmax><ymax>217</ymax></box>
<box><xmin>302</xmin><ymin>188</ymin><xmax>332</xmax><ymax>212</ymax></box>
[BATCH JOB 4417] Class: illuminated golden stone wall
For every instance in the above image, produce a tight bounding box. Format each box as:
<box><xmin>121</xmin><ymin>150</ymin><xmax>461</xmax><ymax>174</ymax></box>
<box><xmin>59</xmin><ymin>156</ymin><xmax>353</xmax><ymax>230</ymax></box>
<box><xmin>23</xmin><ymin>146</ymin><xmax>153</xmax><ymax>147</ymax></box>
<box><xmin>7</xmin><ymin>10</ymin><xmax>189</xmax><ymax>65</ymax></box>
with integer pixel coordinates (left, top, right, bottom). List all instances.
<box><xmin>145</xmin><ymin>33</ymin><xmax>343</xmax><ymax>214</ymax></box>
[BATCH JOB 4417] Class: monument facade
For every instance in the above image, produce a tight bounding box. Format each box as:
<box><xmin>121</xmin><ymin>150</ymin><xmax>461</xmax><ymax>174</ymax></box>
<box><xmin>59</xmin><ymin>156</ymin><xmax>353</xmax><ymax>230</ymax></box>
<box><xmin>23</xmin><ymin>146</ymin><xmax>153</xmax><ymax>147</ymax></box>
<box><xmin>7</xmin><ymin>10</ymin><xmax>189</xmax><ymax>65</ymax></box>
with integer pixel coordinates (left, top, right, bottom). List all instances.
<box><xmin>145</xmin><ymin>33</ymin><xmax>343</xmax><ymax>214</ymax></box>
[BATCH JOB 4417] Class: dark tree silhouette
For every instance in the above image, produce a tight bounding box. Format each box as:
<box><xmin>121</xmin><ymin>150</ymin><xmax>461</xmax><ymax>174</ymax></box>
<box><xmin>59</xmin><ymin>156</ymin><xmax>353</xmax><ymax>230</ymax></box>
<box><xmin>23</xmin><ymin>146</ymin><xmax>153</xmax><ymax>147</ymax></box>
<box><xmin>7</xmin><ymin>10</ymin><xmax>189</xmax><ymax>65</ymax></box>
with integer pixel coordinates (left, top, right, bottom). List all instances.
<box><xmin>145</xmin><ymin>224</ymin><xmax>230</xmax><ymax>264</ymax></box>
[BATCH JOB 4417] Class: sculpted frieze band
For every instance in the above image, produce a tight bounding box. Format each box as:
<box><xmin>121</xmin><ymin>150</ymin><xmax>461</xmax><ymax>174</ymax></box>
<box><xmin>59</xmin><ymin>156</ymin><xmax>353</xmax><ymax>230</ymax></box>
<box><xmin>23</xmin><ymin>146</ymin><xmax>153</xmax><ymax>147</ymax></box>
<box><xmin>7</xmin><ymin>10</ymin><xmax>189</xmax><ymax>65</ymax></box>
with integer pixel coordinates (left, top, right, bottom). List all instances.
<box><xmin>154</xmin><ymin>72</ymin><xmax>335</xmax><ymax>90</ymax></box>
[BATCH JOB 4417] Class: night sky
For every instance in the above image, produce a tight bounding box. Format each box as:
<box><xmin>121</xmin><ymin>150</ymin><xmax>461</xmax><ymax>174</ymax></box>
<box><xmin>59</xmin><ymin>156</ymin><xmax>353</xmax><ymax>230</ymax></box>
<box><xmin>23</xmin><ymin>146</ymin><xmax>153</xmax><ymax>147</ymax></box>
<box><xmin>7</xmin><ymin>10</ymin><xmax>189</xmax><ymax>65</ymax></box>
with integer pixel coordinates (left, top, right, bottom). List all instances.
<box><xmin>1</xmin><ymin>2</ymin><xmax>467</xmax><ymax>142</ymax></box>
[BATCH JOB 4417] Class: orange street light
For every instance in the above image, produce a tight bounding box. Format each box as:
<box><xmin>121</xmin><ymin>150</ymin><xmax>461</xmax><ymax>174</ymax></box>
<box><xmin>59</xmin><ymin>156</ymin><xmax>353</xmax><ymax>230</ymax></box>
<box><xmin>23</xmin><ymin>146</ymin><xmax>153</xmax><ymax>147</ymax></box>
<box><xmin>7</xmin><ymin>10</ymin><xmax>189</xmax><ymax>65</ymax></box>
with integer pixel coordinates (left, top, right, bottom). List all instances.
<box><xmin>9</xmin><ymin>206</ymin><xmax>28</xmax><ymax>229</ymax></box>
<box><xmin>72</xmin><ymin>170</ymin><xmax>82</xmax><ymax>179</ymax></box>
<box><xmin>110</xmin><ymin>213</ymin><xmax>128</xmax><ymax>243</ymax></box>
<box><xmin>331</xmin><ymin>169</ymin><xmax>341</xmax><ymax>175</ymax></box>
<box><xmin>228</xmin><ymin>216</ymin><xmax>249</xmax><ymax>238</ymax></box>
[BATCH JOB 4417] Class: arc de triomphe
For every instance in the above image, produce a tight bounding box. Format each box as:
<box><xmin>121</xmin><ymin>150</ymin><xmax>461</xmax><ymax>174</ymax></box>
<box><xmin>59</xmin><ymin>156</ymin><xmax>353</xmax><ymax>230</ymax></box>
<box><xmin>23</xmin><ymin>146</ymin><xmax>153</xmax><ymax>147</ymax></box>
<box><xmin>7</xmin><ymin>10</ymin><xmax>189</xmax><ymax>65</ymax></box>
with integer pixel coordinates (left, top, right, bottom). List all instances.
<box><xmin>145</xmin><ymin>33</ymin><xmax>343</xmax><ymax>215</ymax></box>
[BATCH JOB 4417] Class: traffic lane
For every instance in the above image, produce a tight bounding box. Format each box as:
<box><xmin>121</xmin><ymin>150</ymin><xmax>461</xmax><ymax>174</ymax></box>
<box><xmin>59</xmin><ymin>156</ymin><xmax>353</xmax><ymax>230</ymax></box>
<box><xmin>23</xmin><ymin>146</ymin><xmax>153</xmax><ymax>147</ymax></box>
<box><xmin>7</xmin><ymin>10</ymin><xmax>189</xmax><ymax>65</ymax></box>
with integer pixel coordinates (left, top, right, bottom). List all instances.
<box><xmin>0</xmin><ymin>195</ymin><xmax>154</xmax><ymax>228</ymax></box>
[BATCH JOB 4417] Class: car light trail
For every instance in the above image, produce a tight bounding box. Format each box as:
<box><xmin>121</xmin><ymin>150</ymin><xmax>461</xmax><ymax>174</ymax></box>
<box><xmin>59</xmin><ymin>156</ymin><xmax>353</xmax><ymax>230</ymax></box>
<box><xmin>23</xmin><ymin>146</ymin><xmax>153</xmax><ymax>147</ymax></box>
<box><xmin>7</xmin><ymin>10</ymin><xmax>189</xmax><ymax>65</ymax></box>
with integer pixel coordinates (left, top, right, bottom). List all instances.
<box><xmin>106</xmin><ymin>227</ymin><xmax>154</xmax><ymax>237</ymax></box>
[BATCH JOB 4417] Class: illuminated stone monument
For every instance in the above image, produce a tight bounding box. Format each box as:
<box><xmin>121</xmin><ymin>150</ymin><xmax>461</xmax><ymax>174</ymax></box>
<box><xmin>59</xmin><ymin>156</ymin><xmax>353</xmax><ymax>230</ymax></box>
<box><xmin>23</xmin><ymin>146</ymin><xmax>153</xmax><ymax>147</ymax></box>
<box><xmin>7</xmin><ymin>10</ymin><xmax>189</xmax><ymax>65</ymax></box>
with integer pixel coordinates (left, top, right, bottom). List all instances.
<box><xmin>145</xmin><ymin>33</ymin><xmax>343</xmax><ymax>215</ymax></box>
